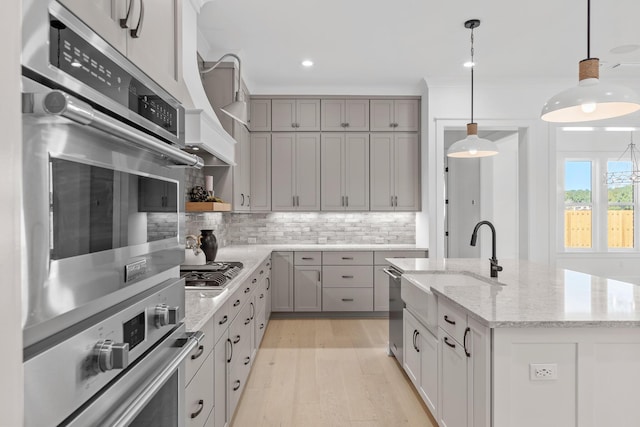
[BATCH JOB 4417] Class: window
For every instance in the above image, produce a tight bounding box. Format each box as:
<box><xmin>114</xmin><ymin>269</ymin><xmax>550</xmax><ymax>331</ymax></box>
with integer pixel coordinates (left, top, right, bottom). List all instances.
<box><xmin>558</xmin><ymin>149</ymin><xmax>639</xmax><ymax>253</ymax></box>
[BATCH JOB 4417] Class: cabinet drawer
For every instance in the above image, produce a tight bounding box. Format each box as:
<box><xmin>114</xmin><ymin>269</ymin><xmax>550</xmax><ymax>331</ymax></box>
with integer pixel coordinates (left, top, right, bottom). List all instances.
<box><xmin>374</xmin><ymin>250</ymin><xmax>427</xmax><ymax>265</ymax></box>
<box><xmin>212</xmin><ymin>300</ymin><xmax>229</xmax><ymax>345</ymax></box>
<box><xmin>185</xmin><ymin>351</ymin><xmax>214</xmax><ymax>427</ymax></box>
<box><xmin>255</xmin><ymin>307</ymin><xmax>267</xmax><ymax>349</ymax></box>
<box><xmin>255</xmin><ymin>276</ymin><xmax>267</xmax><ymax>314</ymax></box>
<box><xmin>229</xmin><ymin>302</ymin><xmax>252</xmax><ymax>357</ymax></box>
<box><xmin>294</xmin><ymin>251</ymin><xmax>322</xmax><ymax>265</ymax></box>
<box><xmin>227</xmin><ymin>351</ymin><xmax>252</xmax><ymax>419</ymax></box>
<box><xmin>229</xmin><ymin>280</ymin><xmax>252</xmax><ymax>321</ymax></box>
<box><xmin>322</xmin><ymin>266</ymin><xmax>373</xmax><ymax>288</ymax></box>
<box><xmin>438</xmin><ymin>298</ymin><xmax>467</xmax><ymax>344</ymax></box>
<box><xmin>323</xmin><ymin>288</ymin><xmax>373</xmax><ymax>311</ymax></box>
<box><xmin>323</xmin><ymin>251</ymin><xmax>373</xmax><ymax>265</ymax></box>
<box><xmin>186</xmin><ymin>317</ymin><xmax>214</xmax><ymax>386</ymax></box>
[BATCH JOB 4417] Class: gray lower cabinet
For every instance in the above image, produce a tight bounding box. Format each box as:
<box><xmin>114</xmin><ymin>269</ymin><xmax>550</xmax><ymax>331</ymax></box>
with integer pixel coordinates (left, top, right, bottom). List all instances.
<box><xmin>322</xmin><ymin>251</ymin><xmax>374</xmax><ymax>312</ymax></box>
<box><xmin>294</xmin><ymin>266</ymin><xmax>322</xmax><ymax>311</ymax></box>
<box><xmin>271</xmin><ymin>252</ymin><xmax>294</xmax><ymax>312</ymax></box>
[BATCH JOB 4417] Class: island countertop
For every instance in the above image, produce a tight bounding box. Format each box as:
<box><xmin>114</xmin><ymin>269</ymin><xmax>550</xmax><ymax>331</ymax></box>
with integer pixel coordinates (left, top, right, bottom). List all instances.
<box><xmin>392</xmin><ymin>258</ymin><xmax>640</xmax><ymax>328</ymax></box>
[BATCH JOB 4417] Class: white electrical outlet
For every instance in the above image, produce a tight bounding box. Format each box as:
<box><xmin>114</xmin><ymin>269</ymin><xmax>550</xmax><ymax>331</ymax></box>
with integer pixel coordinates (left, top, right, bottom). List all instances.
<box><xmin>248</xmin><ymin>237</ymin><xmax>257</xmax><ymax>244</ymax></box>
<box><xmin>530</xmin><ymin>363</ymin><xmax>558</xmax><ymax>380</ymax></box>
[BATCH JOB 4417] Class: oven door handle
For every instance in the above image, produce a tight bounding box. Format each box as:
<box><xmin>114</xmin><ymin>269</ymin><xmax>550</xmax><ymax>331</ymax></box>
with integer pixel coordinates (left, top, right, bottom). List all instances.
<box><xmin>34</xmin><ymin>90</ymin><xmax>203</xmax><ymax>169</ymax></box>
<box><xmin>382</xmin><ymin>268</ymin><xmax>401</xmax><ymax>280</ymax></box>
<box><xmin>109</xmin><ymin>330</ymin><xmax>203</xmax><ymax>427</ymax></box>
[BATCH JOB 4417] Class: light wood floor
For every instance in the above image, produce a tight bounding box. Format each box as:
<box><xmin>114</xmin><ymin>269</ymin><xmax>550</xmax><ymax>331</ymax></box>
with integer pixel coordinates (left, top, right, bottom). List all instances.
<box><xmin>231</xmin><ymin>318</ymin><xmax>437</xmax><ymax>427</ymax></box>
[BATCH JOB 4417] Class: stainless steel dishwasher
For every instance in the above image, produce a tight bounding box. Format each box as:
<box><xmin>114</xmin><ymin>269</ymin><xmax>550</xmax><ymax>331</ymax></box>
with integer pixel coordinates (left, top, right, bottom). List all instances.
<box><xmin>384</xmin><ymin>266</ymin><xmax>404</xmax><ymax>365</ymax></box>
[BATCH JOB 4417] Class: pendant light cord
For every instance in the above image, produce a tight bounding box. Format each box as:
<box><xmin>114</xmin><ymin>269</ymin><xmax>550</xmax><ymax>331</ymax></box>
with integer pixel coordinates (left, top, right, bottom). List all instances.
<box><xmin>470</xmin><ymin>26</ymin><xmax>475</xmax><ymax>123</ymax></box>
<box><xmin>587</xmin><ymin>0</ymin><xmax>591</xmax><ymax>58</ymax></box>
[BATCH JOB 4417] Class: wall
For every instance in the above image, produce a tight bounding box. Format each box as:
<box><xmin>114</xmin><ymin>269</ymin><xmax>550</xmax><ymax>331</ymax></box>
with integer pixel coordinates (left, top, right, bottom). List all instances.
<box><xmin>0</xmin><ymin>0</ymin><xmax>23</xmax><ymax>424</ymax></box>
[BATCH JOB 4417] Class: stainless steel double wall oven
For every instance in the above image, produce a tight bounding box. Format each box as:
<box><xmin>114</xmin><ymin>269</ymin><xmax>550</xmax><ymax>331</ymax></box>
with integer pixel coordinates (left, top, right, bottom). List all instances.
<box><xmin>22</xmin><ymin>1</ymin><xmax>203</xmax><ymax>425</ymax></box>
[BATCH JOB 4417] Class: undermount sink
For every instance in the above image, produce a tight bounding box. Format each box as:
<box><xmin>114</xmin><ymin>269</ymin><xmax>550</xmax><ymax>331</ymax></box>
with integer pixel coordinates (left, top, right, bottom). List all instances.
<box><xmin>427</xmin><ymin>271</ymin><xmax>505</xmax><ymax>286</ymax></box>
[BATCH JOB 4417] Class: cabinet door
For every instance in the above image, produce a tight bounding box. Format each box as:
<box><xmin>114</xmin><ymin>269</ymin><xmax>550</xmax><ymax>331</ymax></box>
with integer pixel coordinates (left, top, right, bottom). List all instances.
<box><xmin>271</xmin><ymin>133</ymin><xmax>295</xmax><ymax>211</ymax></box>
<box><xmin>295</xmin><ymin>99</ymin><xmax>321</xmax><ymax>131</ymax></box>
<box><xmin>321</xmin><ymin>99</ymin><xmax>346</xmax><ymax>132</ymax></box>
<box><xmin>394</xmin><ymin>99</ymin><xmax>419</xmax><ymax>132</ymax></box>
<box><xmin>344</xmin><ymin>99</ymin><xmax>369</xmax><ymax>131</ymax></box>
<box><xmin>468</xmin><ymin>318</ymin><xmax>490</xmax><ymax>427</ymax></box>
<box><xmin>127</xmin><ymin>0</ymin><xmax>181</xmax><ymax>98</ymax></box>
<box><xmin>271</xmin><ymin>252</ymin><xmax>294</xmax><ymax>312</ymax></box>
<box><xmin>250</xmin><ymin>133</ymin><xmax>271</xmax><ymax>211</ymax></box>
<box><xmin>213</xmin><ymin>334</ymin><xmax>228</xmax><ymax>427</ymax></box>
<box><xmin>373</xmin><ymin>265</ymin><xmax>389</xmax><ymax>311</ymax></box>
<box><xmin>418</xmin><ymin>328</ymin><xmax>438</xmax><ymax>417</ymax></box>
<box><xmin>185</xmin><ymin>351</ymin><xmax>214</xmax><ymax>427</ymax></box>
<box><xmin>370</xmin><ymin>100</ymin><xmax>395</xmax><ymax>131</ymax></box>
<box><xmin>294</xmin><ymin>133</ymin><xmax>321</xmax><ymax>211</ymax></box>
<box><xmin>403</xmin><ymin>310</ymin><xmax>421</xmax><ymax>387</ymax></box>
<box><xmin>233</xmin><ymin>124</ymin><xmax>251</xmax><ymax>211</ymax></box>
<box><xmin>294</xmin><ymin>266</ymin><xmax>322</xmax><ymax>312</ymax></box>
<box><xmin>139</xmin><ymin>177</ymin><xmax>174</xmax><ymax>212</ymax></box>
<box><xmin>344</xmin><ymin>133</ymin><xmax>369</xmax><ymax>210</ymax></box>
<box><xmin>265</xmin><ymin>275</ymin><xmax>272</xmax><ymax>321</ymax></box>
<box><xmin>58</xmin><ymin>0</ymin><xmax>128</xmax><ymax>54</ymax></box>
<box><xmin>250</xmin><ymin>99</ymin><xmax>271</xmax><ymax>131</ymax></box>
<box><xmin>271</xmin><ymin>99</ymin><xmax>296</xmax><ymax>131</ymax></box>
<box><xmin>320</xmin><ymin>134</ymin><xmax>345</xmax><ymax>210</ymax></box>
<box><xmin>394</xmin><ymin>133</ymin><xmax>420</xmax><ymax>211</ymax></box>
<box><xmin>370</xmin><ymin>134</ymin><xmax>394</xmax><ymax>211</ymax></box>
<box><xmin>439</xmin><ymin>329</ymin><xmax>468</xmax><ymax>427</ymax></box>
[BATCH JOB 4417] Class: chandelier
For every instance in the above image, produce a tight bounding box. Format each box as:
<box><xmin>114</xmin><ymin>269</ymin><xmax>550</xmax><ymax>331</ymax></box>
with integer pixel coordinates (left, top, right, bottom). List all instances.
<box><xmin>605</xmin><ymin>133</ymin><xmax>640</xmax><ymax>185</ymax></box>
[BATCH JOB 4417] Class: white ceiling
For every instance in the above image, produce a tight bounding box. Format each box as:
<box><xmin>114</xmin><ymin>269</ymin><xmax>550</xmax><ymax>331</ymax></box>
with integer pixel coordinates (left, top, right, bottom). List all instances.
<box><xmin>198</xmin><ymin>0</ymin><xmax>640</xmax><ymax>94</ymax></box>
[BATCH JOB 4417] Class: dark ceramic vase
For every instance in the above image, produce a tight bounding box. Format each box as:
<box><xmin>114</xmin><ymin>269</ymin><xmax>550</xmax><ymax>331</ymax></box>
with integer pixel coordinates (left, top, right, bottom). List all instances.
<box><xmin>199</xmin><ymin>229</ymin><xmax>218</xmax><ymax>262</ymax></box>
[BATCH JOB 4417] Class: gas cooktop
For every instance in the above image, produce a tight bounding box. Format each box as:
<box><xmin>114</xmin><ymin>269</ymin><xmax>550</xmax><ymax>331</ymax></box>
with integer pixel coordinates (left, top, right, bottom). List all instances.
<box><xmin>180</xmin><ymin>261</ymin><xmax>243</xmax><ymax>288</ymax></box>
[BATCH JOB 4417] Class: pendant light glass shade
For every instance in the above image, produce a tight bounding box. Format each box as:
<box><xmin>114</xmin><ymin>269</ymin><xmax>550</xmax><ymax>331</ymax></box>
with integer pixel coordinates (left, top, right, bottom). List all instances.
<box><xmin>447</xmin><ymin>20</ymin><xmax>498</xmax><ymax>159</ymax></box>
<box><xmin>541</xmin><ymin>60</ymin><xmax>640</xmax><ymax>122</ymax></box>
<box><xmin>447</xmin><ymin>123</ymin><xmax>499</xmax><ymax>158</ymax></box>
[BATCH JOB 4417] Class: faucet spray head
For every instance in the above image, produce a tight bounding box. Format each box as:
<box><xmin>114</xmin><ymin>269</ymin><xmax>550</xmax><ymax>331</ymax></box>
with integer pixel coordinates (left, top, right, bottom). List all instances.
<box><xmin>470</xmin><ymin>233</ymin><xmax>478</xmax><ymax>246</ymax></box>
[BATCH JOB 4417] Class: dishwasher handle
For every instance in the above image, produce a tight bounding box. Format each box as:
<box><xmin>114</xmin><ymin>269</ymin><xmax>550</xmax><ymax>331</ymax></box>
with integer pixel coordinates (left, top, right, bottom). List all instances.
<box><xmin>382</xmin><ymin>268</ymin><xmax>401</xmax><ymax>280</ymax></box>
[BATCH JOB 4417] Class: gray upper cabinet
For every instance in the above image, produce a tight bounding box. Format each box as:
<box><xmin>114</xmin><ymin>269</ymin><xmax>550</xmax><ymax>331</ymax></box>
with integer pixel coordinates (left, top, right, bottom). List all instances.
<box><xmin>233</xmin><ymin>123</ymin><xmax>251</xmax><ymax>211</ymax></box>
<box><xmin>249</xmin><ymin>133</ymin><xmax>271</xmax><ymax>211</ymax></box>
<box><xmin>370</xmin><ymin>133</ymin><xmax>420</xmax><ymax>211</ymax></box>
<box><xmin>271</xmin><ymin>133</ymin><xmax>321</xmax><ymax>211</ymax></box>
<box><xmin>59</xmin><ymin>0</ymin><xmax>183</xmax><ymax>98</ymax></box>
<box><xmin>271</xmin><ymin>99</ymin><xmax>321</xmax><ymax>131</ymax></box>
<box><xmin>250</xmin><ymin>99</ymin><xmax>271</xmax><ymax>132</ymax></box>
<box><xmin>370</xmin><ymin>99</ymin><xmax>419</xmax><ymax>132</ymax></box>
<box><xmin>321</xmin><ymin>99</ymin><xmax>370</xmax><ymax>132</ymax></box>
<box><xmin>321</xmin><ymin>133</ymin><xmax>369</xmax><ymax>211</ymax></box>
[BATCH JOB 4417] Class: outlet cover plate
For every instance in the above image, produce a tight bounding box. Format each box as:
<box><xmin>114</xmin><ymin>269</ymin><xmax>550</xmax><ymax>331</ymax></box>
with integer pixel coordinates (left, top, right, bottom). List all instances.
<box><xmin>530</xmin><ymin>363</ymin><xmax>558</xmax><ymax>381</ymax></box>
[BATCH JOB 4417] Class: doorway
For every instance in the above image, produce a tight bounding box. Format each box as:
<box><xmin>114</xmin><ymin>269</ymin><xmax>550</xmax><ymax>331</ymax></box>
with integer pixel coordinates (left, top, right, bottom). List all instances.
<box><xmin>445</xmin><ymin>129</ymin><xmax>520</xmax><ymax>259</ymax></box>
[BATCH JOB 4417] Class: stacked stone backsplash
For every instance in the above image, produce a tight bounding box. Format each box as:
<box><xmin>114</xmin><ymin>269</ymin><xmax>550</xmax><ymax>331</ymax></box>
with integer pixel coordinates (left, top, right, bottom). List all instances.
<box><xmin>185</xmin><ymin>212</ymin><xmax>415</xmax><ymax>246</ymax></box>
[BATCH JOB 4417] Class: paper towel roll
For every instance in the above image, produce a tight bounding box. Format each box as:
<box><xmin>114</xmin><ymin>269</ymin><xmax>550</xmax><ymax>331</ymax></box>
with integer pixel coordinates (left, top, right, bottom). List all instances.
<box><xmin>205</xmin><ymin>175</ymin><xmax>213</xmax><ymax>192</ymax></box>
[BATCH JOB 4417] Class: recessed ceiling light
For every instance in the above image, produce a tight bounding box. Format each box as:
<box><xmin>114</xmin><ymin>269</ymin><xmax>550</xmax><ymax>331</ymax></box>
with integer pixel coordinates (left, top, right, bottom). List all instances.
<box><xmin>463</xmin><ymin>61</ymin><xmax>475</xmax><ymax>68</ymax></box>
<box><xmin>610</xmin><ymin>44</ymin><xmax>640</xmax><ymax>54</ymax></box>
<box><xmin>301</xmin><ymin>60</ymin><xmax>314</xmax><ymax>67</ymax></box>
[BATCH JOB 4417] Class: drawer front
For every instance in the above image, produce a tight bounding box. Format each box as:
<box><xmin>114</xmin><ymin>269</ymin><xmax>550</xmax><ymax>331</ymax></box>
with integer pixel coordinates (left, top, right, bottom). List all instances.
<box><xmin>186</xmin><ymin>316</ymin><xmax>214</xmax><ymax>386</ymax></box>
<box><xmin>294</xmin><ymin>251</ymin><xmax>322</xmax><ymax>265</ymax></box>
<box><xmin>438</xmin><ymin>298</ymin><xmax>467</xmax><ymax>344</ymax></box>
<box><xmin>374</xmin><ymin>250</ymin><xmax>428</xmax><ymax>265</ymax></box>
<box><xmin>227</xmin><ymin>351</ymin><xmax>252</xmax><ymax>420</ymax></box>
<box><xmin>254</xmin><ymin>307</ymin><xmax>267</xmax><ymax>349</ymax></box>
<box><xmin>212</xmin><ymin>300</ymin><xmax>229</xmax><ymax>345</ymax></box>
<box><xmin>229</xmin><ymin>280</ymin><xmax>253</xmax><ymax>321</ymax></box>
<box><xmin>185</xmin><ymin>351</ymin><xmax>214</xmax><ymax>427</ymax></box>
<box><xmin>322</xmin><ymin>266</ymin><xmax>373</xmax><ymax>287</ymax></box>
<box><xmin>254</xmin><ymin>276</ymin><xmax>267</xmax><ymax>314</ymax></box>
<box><xmin>229</xmin><ymin>301</ymin><xmax>252</xmax><ymax>357</ymax></box>
<box><xmin>323</xmin><ymin>288</ymin><xmax>373</xmax><ymax>311</ymax></box>
<box><xmin>323</xmin><ymin>251</ymin><xmax>373</xmax><ymax>265</ymax></box>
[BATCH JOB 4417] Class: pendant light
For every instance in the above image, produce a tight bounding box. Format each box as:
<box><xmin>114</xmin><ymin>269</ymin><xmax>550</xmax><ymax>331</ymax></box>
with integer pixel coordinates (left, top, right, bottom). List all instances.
<box><xmin>605</xmin><ymin>132</ymin><xmax>640</xmax><ymax>185</ymax></box>
<box><xmin>200</xmin><ymin>53</ymin><xmax>249</xmax><ymax>126</ymax></box>
<box><xmin>541</xmin><ymin>0</ymin><xmax>640</xmax><ymax>122</ymax></box>
<box><xmin>447</xmin><ymin>19</ymin><xmax>499</xmax><ymax>158</ymax></box>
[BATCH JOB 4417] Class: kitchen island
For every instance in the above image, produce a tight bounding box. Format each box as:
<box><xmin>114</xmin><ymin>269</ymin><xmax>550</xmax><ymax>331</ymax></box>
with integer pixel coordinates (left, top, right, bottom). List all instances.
<box><xmin>389</xmin><ymin>258</ymin><xmax>640</xmax><ymax>427</ymax></box>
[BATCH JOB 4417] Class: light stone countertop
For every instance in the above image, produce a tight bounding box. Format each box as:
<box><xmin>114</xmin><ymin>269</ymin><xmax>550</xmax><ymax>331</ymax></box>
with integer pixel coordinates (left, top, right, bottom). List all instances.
<box><xmin>185</xmin><ymin>243</ymin><xmax>428</xmax><ymax>331</ymax></box>
<box><xmin>393</xmin><ymin>258</ymin><xmax>640</xmax><ymax>328</ymax></box>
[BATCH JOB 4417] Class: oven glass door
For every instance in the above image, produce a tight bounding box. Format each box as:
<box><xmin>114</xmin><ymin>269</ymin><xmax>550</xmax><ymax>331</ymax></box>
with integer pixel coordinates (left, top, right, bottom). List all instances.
<box><xmin>50</xmin><ymin>156</ymin><xmax>179</xmax><ymax>260</ymax></box>
<box><xmin>129</xmin><ymin>370</ymin><xmax>180</xmax><ymax>426</ymax></box>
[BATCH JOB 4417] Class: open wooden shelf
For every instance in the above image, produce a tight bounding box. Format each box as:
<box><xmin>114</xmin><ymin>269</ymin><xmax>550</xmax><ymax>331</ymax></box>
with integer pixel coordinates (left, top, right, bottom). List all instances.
<box><xmin>186</xmin><ymin>202</ymin><xmax>231</xmax><ymax>212</ymax></box>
